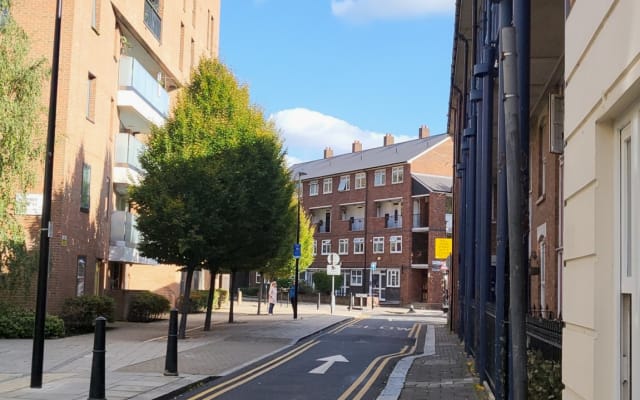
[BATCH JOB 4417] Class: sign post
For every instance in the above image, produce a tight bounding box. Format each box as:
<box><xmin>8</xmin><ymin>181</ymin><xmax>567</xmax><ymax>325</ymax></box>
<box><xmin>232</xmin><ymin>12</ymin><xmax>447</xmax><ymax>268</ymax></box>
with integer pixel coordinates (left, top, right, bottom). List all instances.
<box><xmin>369</xmin><ymin>262</ymin><xmax>377</xmax><ymax>309</ymax></box>
<box><xmin>327</xmin><ymin>253</ymin><xmax>341</xmax><ymax>314</ymax></box>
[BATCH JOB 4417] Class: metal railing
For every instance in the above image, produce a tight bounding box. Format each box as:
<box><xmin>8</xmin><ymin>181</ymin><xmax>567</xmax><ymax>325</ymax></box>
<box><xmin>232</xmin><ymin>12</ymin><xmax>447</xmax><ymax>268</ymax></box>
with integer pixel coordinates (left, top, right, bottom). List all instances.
<box><xmin>349</xmin><ymin>217</ymin><xmax>364</xmax><ymax>231</ymax></box>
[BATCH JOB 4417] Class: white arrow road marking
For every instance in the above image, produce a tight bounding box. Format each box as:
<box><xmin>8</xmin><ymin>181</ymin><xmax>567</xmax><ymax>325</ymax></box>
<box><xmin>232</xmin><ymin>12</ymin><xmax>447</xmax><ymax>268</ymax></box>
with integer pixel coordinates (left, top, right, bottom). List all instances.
<box><xmin>308</xmin><ymin>355</ymin><xmax>349</xmax><ymax>374</ymax></box>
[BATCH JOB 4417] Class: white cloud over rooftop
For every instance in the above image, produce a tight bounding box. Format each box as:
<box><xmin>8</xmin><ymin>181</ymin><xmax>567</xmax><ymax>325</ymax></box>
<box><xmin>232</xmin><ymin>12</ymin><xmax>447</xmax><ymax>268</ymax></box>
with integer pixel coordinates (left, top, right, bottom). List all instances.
<box><xmin>270</xmin><ymin>107</ymin><xmax>415</xmax><ymax>165</ymax></box>
<box><xmin>331</xmin><ymin>0</ymin><xmax>454</xmax><ymax>23</ymax></box>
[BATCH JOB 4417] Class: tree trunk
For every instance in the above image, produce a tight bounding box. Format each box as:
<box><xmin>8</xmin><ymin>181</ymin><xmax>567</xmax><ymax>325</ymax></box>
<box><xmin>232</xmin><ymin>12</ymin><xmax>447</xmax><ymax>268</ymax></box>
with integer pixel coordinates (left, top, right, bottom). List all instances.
<box><xmin>178</xmin><ymin>267</ymin><xmax>194</xmax><ymax>339</ymax></box>
<box><xmin>228</xmin><ymin>269</ymin><xmax>236</xmax><ymax>323</ymax></box>
<box><xmin>204</xmin><ymin>267</ymin><xmax>217</xmax><ymax>331</ymax></box>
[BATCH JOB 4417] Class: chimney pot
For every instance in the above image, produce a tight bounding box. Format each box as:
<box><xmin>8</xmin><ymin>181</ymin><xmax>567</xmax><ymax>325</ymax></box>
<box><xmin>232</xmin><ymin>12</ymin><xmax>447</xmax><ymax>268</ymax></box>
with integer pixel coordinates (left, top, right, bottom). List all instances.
<box><xmin>383</xmin><ymin>133</ymin><xmax>394</xmax><ymax>146</ymax></box>
<box><xmin>419</xmin><ymin>125</ymin><xmax>430</xmax><ymax>138</ymax></box>
<box><xmin>324</xmin><ymin>147</ymin><xmax>334</xmax><ymax>159</ymax></box>
<box><xmin>352</xmin><ymin>140</ymin><xmax>362</xmax><ymax>153</ymax></box>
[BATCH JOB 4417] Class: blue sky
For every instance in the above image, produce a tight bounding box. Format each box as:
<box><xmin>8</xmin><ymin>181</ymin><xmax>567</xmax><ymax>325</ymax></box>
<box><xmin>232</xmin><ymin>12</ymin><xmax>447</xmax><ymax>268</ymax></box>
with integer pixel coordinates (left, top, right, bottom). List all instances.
<box><xmin>219</xmin><ymin>0</ymin><xmax>455</xmax><ymax>164</ymax></box>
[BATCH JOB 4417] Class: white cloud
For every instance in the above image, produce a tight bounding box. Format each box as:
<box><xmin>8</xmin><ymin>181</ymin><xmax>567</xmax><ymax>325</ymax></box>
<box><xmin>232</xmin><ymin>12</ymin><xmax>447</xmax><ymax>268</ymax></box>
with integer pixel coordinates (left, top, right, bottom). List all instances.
<box><xmin>269</xmin><ymin>108</ymin><xmax>415</xmax><ymax>165</ymax></box>
<box><xmin>331</xmin><ymin>0</ymin><xmax>454</xmax><ymax>23</ymax></box>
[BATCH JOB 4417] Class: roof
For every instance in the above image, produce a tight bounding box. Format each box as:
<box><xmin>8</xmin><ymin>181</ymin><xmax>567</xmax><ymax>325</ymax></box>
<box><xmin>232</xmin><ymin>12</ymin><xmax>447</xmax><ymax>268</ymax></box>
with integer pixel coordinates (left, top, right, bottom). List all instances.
<box><xmin>412</xmin><ymin>173</ymin><xmax>453</xmax><ymax>195</ymax></box>
<box><xmin>290</xmin><ymin>134</ymin><xmax>449</xmax><ymax>180</ymax></box>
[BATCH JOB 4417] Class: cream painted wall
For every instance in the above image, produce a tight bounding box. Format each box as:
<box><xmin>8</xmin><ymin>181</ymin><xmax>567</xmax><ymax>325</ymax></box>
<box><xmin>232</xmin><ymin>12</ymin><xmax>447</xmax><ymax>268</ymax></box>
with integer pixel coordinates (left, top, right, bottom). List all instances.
<box><xmin>564</xmin><ymin>0</ymin><xmax>640</xmax><ymax>398</ymax></box>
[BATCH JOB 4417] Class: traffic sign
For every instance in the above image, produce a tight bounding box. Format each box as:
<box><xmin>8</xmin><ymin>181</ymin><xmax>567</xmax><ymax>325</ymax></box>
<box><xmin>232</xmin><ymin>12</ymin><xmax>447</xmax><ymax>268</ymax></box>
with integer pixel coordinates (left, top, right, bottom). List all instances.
<box><xmin>293</xmin><ymin>243</ymin><xmax>301</xmax><ymax>259</ymax></box>
<box><xmin>435</xmin><ymin>238</ymin><xmax>452</xmax><ymax>259</ymax></box>
<box><xmin>370</xmin><ymin>261</ymin><xmax>377</xmax><ymax>271</ymax></box>
<box><xmin>327</xmin><ymin>263</ymin><xmax>341</xmax><ymax>276</ymax></box>
<box><xmin>327</xmin><ymin>253</ymin><xmax>340</xmax><ymax>265</ymax></box>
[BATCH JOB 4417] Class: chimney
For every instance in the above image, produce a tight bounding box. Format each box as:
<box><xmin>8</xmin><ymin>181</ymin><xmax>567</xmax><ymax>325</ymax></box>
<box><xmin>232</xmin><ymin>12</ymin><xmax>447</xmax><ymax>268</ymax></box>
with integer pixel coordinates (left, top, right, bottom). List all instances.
<box><xmin>352</xmin><ymin>140</ymin><xmax>362</xmax><ymax>153</ymax></box>
<box><xmin>419</xmin><ymin>125</ymin><xmax>430</xmax><ymax>138</ymax></box>
<box><xmin>383</xmin><ymin>133</ymin><xmax>394</xmax><ymax>146</ymax></box>
<box><xmin>324</xmin><ymin>147</ymin><xmax>334</xmax><ymax>159</ymax></box>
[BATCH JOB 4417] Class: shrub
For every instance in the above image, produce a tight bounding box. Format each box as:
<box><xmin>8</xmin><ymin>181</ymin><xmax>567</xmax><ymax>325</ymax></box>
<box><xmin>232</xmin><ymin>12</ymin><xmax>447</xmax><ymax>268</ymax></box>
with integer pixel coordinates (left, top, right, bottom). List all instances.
<box><xmin>127</xmin><ymin>291</ymin><xmax>170</xmax><ymax>322</ymax></box>
<box><xmin>0</xmin><ymin>302</ymin><xmax>65</xmax><ymax>338</ymax></box>
<box><xmin>238</xmin><ymin>287</ymin><xmax>259</xmax><ymax>296</ymax></box>
<box><xmin>527</xmin><ymin>349</ymin><xmax>564</xmax><ymax>399</ymax></box>
<box><xmin>312</xmin><ymin>271</ymin><xmax>343</xmax><ymax>295</ymax></box>
<box><xmin>214</xmin><ymin>288</ymin><xmax>228</xmax><ymax>308</ymax></box>
<box><xmin>60</xmin><ymin>295</ymin><xmax>115</xmax><ymax>335</ymax></box>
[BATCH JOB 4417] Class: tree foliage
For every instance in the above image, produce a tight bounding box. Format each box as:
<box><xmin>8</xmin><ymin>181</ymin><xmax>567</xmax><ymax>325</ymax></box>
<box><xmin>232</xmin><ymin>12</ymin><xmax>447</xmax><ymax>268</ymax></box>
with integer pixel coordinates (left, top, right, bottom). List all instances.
<box><xmin>130</xmin><ymin>59</ymin><xmax>294</xmax><ymax>331</ymax></box>
<box><xmin>0</xmin><ymin>1</ymin><xmax>47</xmax><ymax>292</ymax></box>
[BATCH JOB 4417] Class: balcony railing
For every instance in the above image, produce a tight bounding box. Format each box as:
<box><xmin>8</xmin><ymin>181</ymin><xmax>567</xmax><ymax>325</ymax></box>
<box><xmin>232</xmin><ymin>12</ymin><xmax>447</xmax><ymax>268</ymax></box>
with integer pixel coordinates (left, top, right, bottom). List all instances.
<box><xmin>316</xmin><ymin>222</ymin><xmax>331</xmax><ymax>233</ymax></box>
<box><xmin>119</xmin><ymin>55</ymin><xmax>169</xmax><ymax>118</ymax></box>
<box><xmin>349</xmin><ymin>217</ymin><xmax>364</xmax><ymax>231</ymax></box>
<box><xmin>384</xmin><ymin>215</ymin><xmax>402</xmax><ymax>229</ymax></box>
<box><xmin>110</xmin><ymin>211</ymin><xmax>141</xmax><ymax>247</ymax></box>
<box><xmin>115</xmin><ymin>133</ymin><xmax>145</xmax><ymax>172</ymax></box>
<box><xmin>143</xmin><ymin>0</ymin><xmax>161</xmax><ymax>40</ymax></box>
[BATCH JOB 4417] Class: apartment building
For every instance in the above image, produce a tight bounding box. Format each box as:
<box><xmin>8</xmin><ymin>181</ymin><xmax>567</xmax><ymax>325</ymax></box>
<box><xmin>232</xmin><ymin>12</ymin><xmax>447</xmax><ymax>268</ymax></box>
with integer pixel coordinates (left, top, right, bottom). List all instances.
<box><xmin>290</xmin><ymin>128</ymin><xmax>453</xmax><ymax>308</ymax></box>
<box><xmin>9</xmin><ymin>0</ymin><xmax>220</xmax><ymax>315</ymax></box>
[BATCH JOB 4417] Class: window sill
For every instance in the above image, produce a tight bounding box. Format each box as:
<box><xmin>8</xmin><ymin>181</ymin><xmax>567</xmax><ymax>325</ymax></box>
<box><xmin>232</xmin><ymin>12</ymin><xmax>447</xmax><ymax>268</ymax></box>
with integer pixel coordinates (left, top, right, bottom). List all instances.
<box><xmin>536</xmin><ymin>194</ymin><xmax>546</xmax><ymax>205</ymax></box>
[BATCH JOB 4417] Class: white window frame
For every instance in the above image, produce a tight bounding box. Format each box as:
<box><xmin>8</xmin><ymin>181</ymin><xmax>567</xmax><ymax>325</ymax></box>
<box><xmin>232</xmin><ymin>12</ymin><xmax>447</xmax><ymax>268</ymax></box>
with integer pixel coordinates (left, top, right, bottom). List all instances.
<box><xmin>374</xmin><ymin>169</ymin><xmax>386</xmax><ymax>186</ymax></box>
<box><xmin>373</xmin><ymin>236</ymin><xmax>384</xmax><ymax>253</ymax></box>
<box><xmin>350</xmin><ymin>270</ymin><xmax>363</xmax><ymax>286</ymax></box>
<box><xmin>338</xmin><ymin>175</ymin><xmax>351</xmax><ymax>191</ymax></box>
<box><xmin>321</xmin><ymin>239</ymin><xmax>331</xmax><ymax>255</ymax></box>
<box><xmin>353</xmin><ymin>237</ymin><xmax>364</xmax><ymax>254</ymax></box>
<box><xmin>390</xmin><ymin>235</ymin><xmax>402</xmax><ymax>253</ymax></box>
<box><xmin>387</xmin><ymin>269</ymin><xmax>400</xmax><ymax>287</ymax></box>
<box><xmin>323</xmin><ymin>178</ymin><xmax>333</xmax><ymax>194</ymax></box>
<box><xmin>313</xmin><ymin>240</ymin><xmax>317</xmax><ymax>256</ymax></box>
<box><xmin>338</xmin><ymin>238</ymin><xmax>348</xmax><ymax>255</ymax></box>
<box><xmin>255</xmin><ymin>272</ymin><xmax>262</xmax><ymax>284</ymax></box>
<box><xmin>391</xmin><ymin>166</ymin><xmax>404</xmax><ymax>184</ymax></box>
<box><xmin>309</xmin><ymin>180</ymin><xmax>318</xmax><ymax>196</ymax></box>
<box><xmin>355</xmin><ymin>172</ymin><xmax>366</xmax><ymax>189</ymax></box>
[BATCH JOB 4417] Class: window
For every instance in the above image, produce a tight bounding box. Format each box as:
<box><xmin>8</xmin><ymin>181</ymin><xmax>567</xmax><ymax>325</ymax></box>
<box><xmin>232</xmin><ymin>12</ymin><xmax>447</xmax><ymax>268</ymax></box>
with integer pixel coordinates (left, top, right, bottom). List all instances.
<box><xmin>91</xmin><ymin>0</ymin><xmax>101</xmax><ymax>32</ymax></box>
<box><xmin>321</xmin><ymin>239</ymin><xmax>331</xmax><ymax>255</ymax></box>
<box><xmin>255</xmin><ymin>272</ymin><xmax>261</xmax><ymax>284</ymax></box>
<box><xmin>537</xmin><ymin>119</ymin><xmax>546</xmax><ymax>198</ymax></box>
<box><xmin>339</xmin><ymin>239</ymin><xmax>348</xmax><ymax>255</ymax></box>
<box><xmin>355</xmin><ymin>172</ymin><xmax>366</xmax><ymax>189</ymax></box>
<box><xmin>313</xmin><ymin>240</ymin><xmax>317</xmax><ymax>256</ymax></box>
<box><xmin>323</xmin><ymin>178</ymin><xmax>332</xmax><ymax>194</ymax></box>
<box><xmin>351</xmin><ymin>270</ymin><xmax>363</xmax><ymax>286</ymax></box>
<box><xmin>76</xmin><ymin>256</ymin><xmax>87</xmax><ymax>296</ymax></box>
<box><xmin>144</xmin><ymin>0</ymin><xmax>162</xmax><ymax>40</ymax></box>
<box><xmin>179</xmin><ymin>22</ymin><xmax>185</xmax><ymax>71</ymax></box>
<box><xmin>390</xmin><ymin>236</ymin><xmax>402</xmax><ymax>253</ymax></box>
<box><xmin>338</xmin><ymin>175</ymin><xmax>350</xmax><ymax>191</ymax></box>
<box><xmin>353</xmin><ymin>238</ymin><xmax>364</xmax><ymax>254</ymax></box>
<box><xmin>391</xmin><ymin>166</ymin><xmax>404</xmax><ymax>184</ymax></box>
<box><xmin>192</xmin><ymin>0</ymin><xmax>196</xmax><ymax>26</ymax></box>
<box><xmin>387</xmin><ymin>269</ymin><xmax>400</xmax><ymax>287</ymax></box>
<box><xmin>373</xmin><ymin>237</ymin><xmax>384</xmax><ymax>253</ymax></box>
<box><xmin>374</xmin><ymin>169</ymin><xmax>386</xmax><ymax>186</ymax></box>
<box><xmin>81</xmin><ymin>164</ymin><xmax>91</xmax><ymax>212</ymax></box>
<box><xmin>86</xmin><ymin>73</ymin><xmax>96</xmax><ymax>122</ymax></box>
<box><xmin>309</xmin><ymin>180</ymin><xmax>319</xmax><ymax>196</ymax></box>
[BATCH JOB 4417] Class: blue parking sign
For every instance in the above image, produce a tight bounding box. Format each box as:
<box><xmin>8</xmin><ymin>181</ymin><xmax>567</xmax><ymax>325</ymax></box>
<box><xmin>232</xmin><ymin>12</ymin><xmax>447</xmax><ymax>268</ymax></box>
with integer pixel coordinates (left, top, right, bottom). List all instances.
<box><xmin>293</xmin><ymin>243</ymin><xmax>301</xmax><ymax>259</ymax></box>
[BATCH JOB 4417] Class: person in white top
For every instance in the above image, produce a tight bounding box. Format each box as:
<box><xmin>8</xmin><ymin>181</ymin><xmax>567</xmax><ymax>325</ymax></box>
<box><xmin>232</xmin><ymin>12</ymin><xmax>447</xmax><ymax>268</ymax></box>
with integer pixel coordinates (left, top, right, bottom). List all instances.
<box><xmin>268</xmin><ymin>281</ymin><xmax>277</xmax><ymax>314</ymax></box>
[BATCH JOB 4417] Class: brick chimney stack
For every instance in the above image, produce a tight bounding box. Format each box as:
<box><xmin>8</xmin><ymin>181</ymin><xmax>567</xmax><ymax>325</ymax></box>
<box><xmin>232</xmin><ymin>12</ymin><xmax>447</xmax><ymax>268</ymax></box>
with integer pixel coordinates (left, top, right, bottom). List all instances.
<box><xmin>352</xmin><ymin>140</ymin><xmax>362</xmax><ymax>153</ymax></box>
<box><xmin>383</xmin><ymin>133</ymin><xmax>394</xmax><ymax>146</ymax></box>
<box><xmin>324</xmin><ymin>147</ymin><xmax>334</xmax><ymax>159</ymax></box>
<box><xmin>419</xmin><ymin>125</ymin><xmax>430</xmax><ymax>138</ymax></box>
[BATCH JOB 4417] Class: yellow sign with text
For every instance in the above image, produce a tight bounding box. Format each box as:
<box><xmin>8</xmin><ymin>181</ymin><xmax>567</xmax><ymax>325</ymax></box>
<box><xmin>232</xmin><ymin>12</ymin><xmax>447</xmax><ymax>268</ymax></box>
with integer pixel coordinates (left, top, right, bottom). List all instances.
<box><xmin>435</xmin><ymin>238</ymin><xmax>452</xmax><ymax>259</ymax></box>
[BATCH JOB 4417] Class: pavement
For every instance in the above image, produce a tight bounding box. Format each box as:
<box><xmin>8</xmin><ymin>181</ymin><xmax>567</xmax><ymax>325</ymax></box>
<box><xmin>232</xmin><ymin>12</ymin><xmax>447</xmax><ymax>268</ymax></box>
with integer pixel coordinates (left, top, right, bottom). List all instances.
<box><xmin>0</xmin><ymin>300</ymin><xmax>489</xmax><ymax>400</ymax></box>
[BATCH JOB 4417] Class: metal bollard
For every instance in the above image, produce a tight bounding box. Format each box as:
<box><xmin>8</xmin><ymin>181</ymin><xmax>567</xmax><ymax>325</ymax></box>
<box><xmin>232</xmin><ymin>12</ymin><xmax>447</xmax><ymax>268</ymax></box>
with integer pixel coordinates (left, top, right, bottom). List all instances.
<box><xmin>349</xmin><ymin>294</ymin><xmax>353</xmax><ymax>311</ymax></box>
<box><xmin>164</xmin><ymin>309</ymin><xmax>178</xmax><ymax>376</ymax></box>
<box><xmin>317</xmin><ymin>293</ymin><xmax>321</xmax><ymax>310</ymax></box>
<box><xmin>88</xmin><ymin>317</ymin><xmax>106</xmax><ymax>400</ymax></box>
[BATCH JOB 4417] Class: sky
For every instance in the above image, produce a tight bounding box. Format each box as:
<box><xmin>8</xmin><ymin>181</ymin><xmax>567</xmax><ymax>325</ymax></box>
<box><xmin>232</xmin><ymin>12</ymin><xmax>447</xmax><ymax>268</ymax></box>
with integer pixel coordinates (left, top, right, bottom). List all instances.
<box><xmin>219</xmin><ymin>0</ymin><xmax>455</xmax><ymax>165</ymax></box>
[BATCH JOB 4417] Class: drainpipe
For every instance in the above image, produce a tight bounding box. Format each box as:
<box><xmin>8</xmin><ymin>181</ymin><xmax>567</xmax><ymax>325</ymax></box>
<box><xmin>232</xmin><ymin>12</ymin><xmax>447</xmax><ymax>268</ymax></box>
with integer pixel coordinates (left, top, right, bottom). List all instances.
<box><xmin>494</xmin><ymin>1</ymin><xmax>512</xmax><ymax>398</ymax></box>
<box><xmin>502</xmin><ymin>25</ymin><xmax>527</xmax><ymax>400</ymax></box>
<box><xmin>475</xmin><ymin>0</ymin><xmax>495</xmax><ymax>382</ymax></box>
<box><xmin>463</xmin><ymin>115</ymin><xmax>477</xmax><ymax>355</ymax></box>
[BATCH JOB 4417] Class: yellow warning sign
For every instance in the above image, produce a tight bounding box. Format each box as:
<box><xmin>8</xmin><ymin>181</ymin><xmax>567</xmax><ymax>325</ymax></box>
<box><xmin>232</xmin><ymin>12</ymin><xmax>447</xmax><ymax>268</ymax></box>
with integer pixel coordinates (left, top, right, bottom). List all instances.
<box><xmin>435</xmin><ymin>238</ymin><xmax>452</xmax><ymax>259</ymax></box>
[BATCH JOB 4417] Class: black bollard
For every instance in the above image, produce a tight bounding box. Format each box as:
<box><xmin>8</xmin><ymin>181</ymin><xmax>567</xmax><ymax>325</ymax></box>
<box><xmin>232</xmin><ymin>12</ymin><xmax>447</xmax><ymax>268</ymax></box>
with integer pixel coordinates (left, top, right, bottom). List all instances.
<box><xmin>317</xmin><ymin>293</ymin><xmax>320</xmax><ymax>310</ymax></box>
<box><xmin>164</xmin><ymin>309</ymin><xmax>178</xmax><ymax>376</ymax></box>
<box><xmin>88</xmin><ymin>316</ymin><xmax>106</xmax><ymax>400</ymax></box>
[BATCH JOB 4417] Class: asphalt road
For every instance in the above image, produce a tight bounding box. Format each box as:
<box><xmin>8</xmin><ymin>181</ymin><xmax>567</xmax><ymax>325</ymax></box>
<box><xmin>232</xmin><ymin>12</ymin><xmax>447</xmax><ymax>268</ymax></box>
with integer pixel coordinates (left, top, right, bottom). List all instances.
<box><xmin>175</xmin><ymin>316</ymin><xmax>427</xmax><ymax>400</ymax></box>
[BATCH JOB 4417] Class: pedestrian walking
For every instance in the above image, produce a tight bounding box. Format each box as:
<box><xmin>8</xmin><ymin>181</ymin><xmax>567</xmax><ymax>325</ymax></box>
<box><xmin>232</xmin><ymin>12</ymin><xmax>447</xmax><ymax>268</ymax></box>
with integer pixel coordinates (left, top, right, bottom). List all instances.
<box><xmin>289</xmin><ymin>284</ymin><xmax>297</xmax><ymax>311</ymax></box>
<box><xmin>268</xmin><ymin>281</ymin><xmax>277</xmax><ymax>314</ymax></box>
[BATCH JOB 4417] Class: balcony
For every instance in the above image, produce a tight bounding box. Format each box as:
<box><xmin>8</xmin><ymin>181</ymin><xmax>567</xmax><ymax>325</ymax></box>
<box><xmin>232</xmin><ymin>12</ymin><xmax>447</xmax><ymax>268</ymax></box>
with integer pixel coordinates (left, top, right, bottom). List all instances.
<box><xmin>349</xmin><ymin>217</ymin><xmax>364</xmax><ymax>231</ymax></box>
<box><xmin>118</xmin><ymin>55</ymin><xmax>168</xmax><ymax>131</ymax></box>
<box><xmin>113</xmin><ymin>133</ymin><xmax>145</xmax><ymax>192</ymax></box>
<box><xmin>384</xmin><ymin>214</ymin><xmax>402</xmax><ymax>229</ymax></box>
<box><xmin>109</xmin><ymin>211</ymin><xmax>157</xmax><ymax>265</ymax></box>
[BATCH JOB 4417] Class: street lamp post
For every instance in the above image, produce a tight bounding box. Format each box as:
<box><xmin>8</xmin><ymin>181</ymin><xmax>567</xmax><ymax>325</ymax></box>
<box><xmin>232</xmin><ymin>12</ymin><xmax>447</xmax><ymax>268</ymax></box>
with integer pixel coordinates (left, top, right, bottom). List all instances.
<box><xmin>293</xmin><ymin>171</ymin><xmax>306</xmax><ymax>320</ymax></box>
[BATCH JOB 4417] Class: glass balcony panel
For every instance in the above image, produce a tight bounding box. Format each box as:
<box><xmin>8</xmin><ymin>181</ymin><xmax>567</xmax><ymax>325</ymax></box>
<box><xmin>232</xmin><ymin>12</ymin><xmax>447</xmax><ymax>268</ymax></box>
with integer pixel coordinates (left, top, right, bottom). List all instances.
<box><xmin>119</xmin><ymin>55</ymin><xmax>168</xmax><ymax>118</ymax></box>
<box><xmin>115</xmin><ymin>133</ymin><xmax>145</xmax><ymax>172</ymax></box>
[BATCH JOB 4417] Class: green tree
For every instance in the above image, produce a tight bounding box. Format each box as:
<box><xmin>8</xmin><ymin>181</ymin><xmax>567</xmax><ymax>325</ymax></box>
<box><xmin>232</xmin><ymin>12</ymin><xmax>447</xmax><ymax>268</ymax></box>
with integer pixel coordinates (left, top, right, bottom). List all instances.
<box><xmin>131</xmin><ymin>59</ymin><xmax>294</xmax><ymax>333</ymax></box>
<box><xmin>312</xmin><ymin>271</ymin><xmax>343</xmax><ymax>295</ymax></box>
<box><xmin>0</xmin><ymin>0</ymin><xmax>47</xmax><ymax>294</ymax></box>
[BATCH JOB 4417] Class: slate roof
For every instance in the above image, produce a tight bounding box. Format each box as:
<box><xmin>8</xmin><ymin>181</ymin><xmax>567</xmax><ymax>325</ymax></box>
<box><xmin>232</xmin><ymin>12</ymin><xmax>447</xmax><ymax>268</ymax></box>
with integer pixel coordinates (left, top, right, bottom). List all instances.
<box><xmin>412</xmin><ymin>173</ymin><xmax>453</xmax><ymax>195</ymax></box>
<box><xmin>289</xmin><ymin>134</ymin><xmax>450</xmax><ymax>180</ymax></box>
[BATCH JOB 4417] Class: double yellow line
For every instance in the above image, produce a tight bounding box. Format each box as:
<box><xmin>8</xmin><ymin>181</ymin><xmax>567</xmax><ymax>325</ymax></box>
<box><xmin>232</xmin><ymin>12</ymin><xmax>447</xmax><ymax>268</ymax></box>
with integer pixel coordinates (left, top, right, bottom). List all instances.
<box><xmin>186</xmin><ymin>318</ymin><xmax>360</xmax><ymax>400</ymax></box>
<box><xmin>337</xmin><ymin>322</ymin><xmax>421</xmax><ymax>400</ymax></box>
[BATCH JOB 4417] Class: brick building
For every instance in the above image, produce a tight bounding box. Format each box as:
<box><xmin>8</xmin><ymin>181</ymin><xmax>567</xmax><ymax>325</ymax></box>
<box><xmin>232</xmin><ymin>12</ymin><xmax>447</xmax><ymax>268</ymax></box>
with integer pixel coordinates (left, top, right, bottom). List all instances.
<box><xmin>290</xmin><ymin>128</ymin><xmax>453</xmax><ymax>308</ymax></box>
<box><xmin>8</xmin><ymin>0</ymin><xmax>221</xmax><ymax>315</ymax></box>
